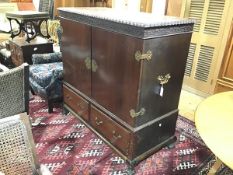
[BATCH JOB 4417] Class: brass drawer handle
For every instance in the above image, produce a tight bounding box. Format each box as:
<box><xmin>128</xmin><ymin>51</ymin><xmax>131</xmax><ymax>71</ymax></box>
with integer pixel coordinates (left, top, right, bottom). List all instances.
<box><xmin>112</xmin><ymin>130</ymin><xmax>122</xmax><ymax>143</ymax></box>
<box><xmin>77</xmin><ymin>102</ymin><xmax>86</xmax><ymax>110</ymax></box>
<box><xmin>157</xmin><ymin>73</ymin><xmax>171</xmax><ymax>85</ymax></box>
<box><xmin>95</xmin><ymin>117</ymin><xmax>103</xmax><ymax>126</ymax></box>
<box><xmin>65</xmin><ymin>95</ymin><xmax>71</xmax><ymax>101</ymax></box>
<box><xmin>129</xmin><ymin>108</ymin><xmax>145</xmax><ymax>118</ymax></box>
<box><xmin>135</xmin><ymin>50</ymin><xmax>152</xmax><ymax>61</ymax></box>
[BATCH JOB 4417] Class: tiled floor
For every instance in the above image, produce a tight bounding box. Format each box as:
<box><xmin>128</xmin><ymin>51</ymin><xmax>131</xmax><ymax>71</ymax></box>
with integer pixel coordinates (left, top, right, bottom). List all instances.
<box><xmin>178</xmin><ymin>89</ymin><xmax>205</xmax><ymax>122</ymax></box>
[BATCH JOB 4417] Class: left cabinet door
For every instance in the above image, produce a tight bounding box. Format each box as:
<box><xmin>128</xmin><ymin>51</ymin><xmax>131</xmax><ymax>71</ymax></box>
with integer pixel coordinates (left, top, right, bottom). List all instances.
<box><xmin>60</xmin><ymin>18</ymin><xmax>92</xmax><ymax>97</ymax></box>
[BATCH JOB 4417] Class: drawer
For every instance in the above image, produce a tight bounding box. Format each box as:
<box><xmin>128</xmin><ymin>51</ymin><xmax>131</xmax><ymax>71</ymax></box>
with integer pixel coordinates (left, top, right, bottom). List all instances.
<box><xmin>63</xmin><ymin>85</ymin><xmax>89</xmax><ymax>121</ymax></box>
<box><xmin>90</xmin><ymin>105</ymin><xmax>131</xmax><ymax>155</ymax></box>
<box><xmin>22</xmin><ymin>43</ymin><xmax>53</xmax><ymax>64</ymax></box>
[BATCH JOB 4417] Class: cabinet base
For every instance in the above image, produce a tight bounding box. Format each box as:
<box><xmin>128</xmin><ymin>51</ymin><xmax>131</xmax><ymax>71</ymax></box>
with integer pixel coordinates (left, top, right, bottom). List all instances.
<box><xmin>64</xmin><ymin>104</ymin><xmax>177</xmax><ymax>166</ymax></box>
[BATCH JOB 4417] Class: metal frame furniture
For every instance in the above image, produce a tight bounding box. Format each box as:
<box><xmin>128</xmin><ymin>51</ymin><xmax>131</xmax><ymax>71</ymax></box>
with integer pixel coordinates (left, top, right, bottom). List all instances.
<box><xmin>6</xmin><ymin>11</ymin><xmax>50</xmax><ymax>43</ymax></box>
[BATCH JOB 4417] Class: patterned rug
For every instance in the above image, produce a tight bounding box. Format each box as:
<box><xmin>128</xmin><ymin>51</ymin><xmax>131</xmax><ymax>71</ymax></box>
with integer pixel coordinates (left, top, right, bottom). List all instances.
<box><xmin>29</xmin><ymin>96</ymin><xmax>221</xmax><ymax>175</ymax></box>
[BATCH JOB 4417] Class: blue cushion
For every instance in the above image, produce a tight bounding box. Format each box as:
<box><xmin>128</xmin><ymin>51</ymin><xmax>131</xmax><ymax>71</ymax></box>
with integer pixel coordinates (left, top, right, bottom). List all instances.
<box><xmin>29</xmin><ymin>62</ymin><xmax>63</xmax><ymax>88</ymax></box>
<box><xmin>32</xmin><ymin>52</ymin><xmax>62</xmax><ymax>64</ymax></box>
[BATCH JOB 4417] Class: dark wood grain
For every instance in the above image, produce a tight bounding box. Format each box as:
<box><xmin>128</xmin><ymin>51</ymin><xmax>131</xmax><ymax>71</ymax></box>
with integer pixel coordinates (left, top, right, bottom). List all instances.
<box><xmin>63</xmin><ymin>85</ymin><xmax>89</xmax><ymax>121</ymax></box>
<box><xmin>90</xmin><ymin>105</ymin><xmax>132</xmax><ymax>156</ymax></box>
<box><xmin>136</xmin><ymin>33</ymin><xmax>192</xmax><ymax>126</ymax></box>
<box><xmin>60</xmin><ymin>17</ymin><xmax>92</xmax><ymax>97</ymax></box>
<box><xmin>91</xmin><ymin>27</ymin><xmax>143</xmax><ymax>126</ymax></box>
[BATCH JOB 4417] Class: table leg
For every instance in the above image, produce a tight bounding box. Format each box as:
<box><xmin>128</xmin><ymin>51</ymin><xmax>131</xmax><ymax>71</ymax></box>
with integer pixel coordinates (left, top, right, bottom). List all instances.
<box><xmin>207</xmin><ymin>157</ymin><xmax>222</xmax><ymax>175</ymax></box>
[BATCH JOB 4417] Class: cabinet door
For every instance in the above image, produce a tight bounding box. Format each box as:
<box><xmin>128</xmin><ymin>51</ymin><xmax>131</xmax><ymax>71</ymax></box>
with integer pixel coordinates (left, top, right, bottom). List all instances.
<box><xmin>91</xmin><ymin>28</ymin><xmax>143</xmax><ymax>126</ymax></box>
<box><xmin>136</xmin><ymin>33</ymin><xmax>192</xmax><ymax>126</ymax></box>
<box><xmin>60</xmin><ymin>18</ymin><xmax>91</xmax><ymax>96</ymax></box>
<box><xmin>215</xmin><ymin>20</ymin><xmax>233</xmax><ymax>93</ymax></box>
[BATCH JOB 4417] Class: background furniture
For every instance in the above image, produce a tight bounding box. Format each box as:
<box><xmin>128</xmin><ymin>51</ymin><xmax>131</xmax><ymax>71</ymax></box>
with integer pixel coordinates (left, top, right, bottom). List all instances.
<box><xmin>0</xmin><ymin>113</ymin><xmax>40</xmax><ymax>174</ymax></box>
<box><xmin>9</xmin><ymin>36</ymin><xmax>53</xmax><ymax>66</ymax></box>
<box><xmin>29</xmin><ymin>52</ymin><xmax>63</xmax><ymax>113</ymax></box>
<box><xmin>195</xmin><ymin>91</ymin><xmax>233</xmax><ymax>170</ymax></box>
<box><xmin>6</xmin><ymin>11</ymin><xmax>50</xmax><ymax>42</ymax></box>
<box><xmin>215</xmin><ymin>20</ymin><xmax>233</xmax><ymax>93</ymax></box>
<box><xmin>39</xmin><ymin>0</ymin><xmax>54</xmax><ymax>19</ymax></box>
<box><xmin>0</xmin><ymin>63</ymin><xmax>29</xmax><ymax>119</ymax></box>
<box><xmin>59</xmin><ymin>7</ymin><xmax>193</xmax><ymax>164</ymax></box>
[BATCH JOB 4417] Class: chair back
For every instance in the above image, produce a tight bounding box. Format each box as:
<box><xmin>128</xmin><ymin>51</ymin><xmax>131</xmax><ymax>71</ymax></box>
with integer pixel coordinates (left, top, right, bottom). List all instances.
<box><xmin>0</xmin><ymin>63</ymin><xmax>29</xmax><ymax>119</ymax></box>
<box><xmin>0</xmin><ymin>113</ymin><xmax>39</xmax><ymax>174</ymax></box>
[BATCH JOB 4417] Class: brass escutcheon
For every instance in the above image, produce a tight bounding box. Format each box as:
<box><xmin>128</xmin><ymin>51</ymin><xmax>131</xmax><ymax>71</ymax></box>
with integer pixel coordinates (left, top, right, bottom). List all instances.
<box><xmin>84</xmin><ymin>57</ymin><xmax>98</xmax><ymax>72</ymax></box>
<box><xmin>135</xmin><ymin>50</ymin><xmax>152</xmax><ymax>61</ymax></box>
<box><xmin>157</xmin><ymin>73</ymin><xmax>171</xmax><ymax>85</ymax></box>
<box><xmin>129</xmin><ymin>108</ymin><xmax>146</xmax><ymax>118</ymax></box>
<box><xmin>85</xmin><ymin>57</ymin><xmax>91</xmax><ymax>70</ymax></box>
<box><xmin>91</xmin><ymin>59</ymin><xmax>98</xmax><ymax>72</ymax></box>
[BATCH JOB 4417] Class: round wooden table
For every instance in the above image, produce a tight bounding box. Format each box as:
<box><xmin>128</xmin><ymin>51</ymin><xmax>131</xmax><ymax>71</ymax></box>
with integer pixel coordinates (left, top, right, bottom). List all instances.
<box><xmin>195</xmin><ymin>91</ymin><xmax>233</xmax><ymax>170</ymax></box>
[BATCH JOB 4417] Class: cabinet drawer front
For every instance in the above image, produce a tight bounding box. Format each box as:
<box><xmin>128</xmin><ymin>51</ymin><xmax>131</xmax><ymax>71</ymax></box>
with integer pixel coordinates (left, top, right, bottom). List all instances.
<box><xmin>90</xmin><ymin>106</ymin><xmax>131</xmax><ymax>155</ymax></box>
<box><xmin>63</xmin><ymin>85</ymin><xmax>89</xmax><ymax>121</ymax></box>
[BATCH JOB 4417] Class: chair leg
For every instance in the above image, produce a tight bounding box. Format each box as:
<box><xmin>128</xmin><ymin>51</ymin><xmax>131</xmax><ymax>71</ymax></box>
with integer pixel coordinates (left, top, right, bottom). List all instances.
<box><xmin>30</xmin><ymin>87</ymin><xmax>35</xmax><ymax>95</ymax></box>
<box><xmin>48</xmin><ymin>99</ymin><xmax>53</xmax><ymax>113</ymax></box>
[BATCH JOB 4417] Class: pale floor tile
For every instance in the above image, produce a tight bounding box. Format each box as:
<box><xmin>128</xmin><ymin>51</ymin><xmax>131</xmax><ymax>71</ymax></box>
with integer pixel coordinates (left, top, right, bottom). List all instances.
<box><xmin>178</xmin><ymin>89</ymin><xmax>205</xmax><ymax>122</ymax></box>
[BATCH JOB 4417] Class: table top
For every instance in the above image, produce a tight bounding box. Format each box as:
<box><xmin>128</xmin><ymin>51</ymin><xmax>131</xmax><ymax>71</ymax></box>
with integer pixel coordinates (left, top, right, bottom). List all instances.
<box><xmin>195</xmin><ymin>91</ymin><xmax>233</xmax><ymax>169</ymax></box>
<box><xmin>6</xmin><ymin>11</ymin><xmax>49</xmax><ymax>20</ymax></box>
<box><xmin>58</xmin><ymin>7</ymin><xmax>194</xmax><ymax>39</ymax></box>
<box><xmin>9</xmin><ymin>37</ymin><xmax>53</xmax><ymax>46</ymax></box>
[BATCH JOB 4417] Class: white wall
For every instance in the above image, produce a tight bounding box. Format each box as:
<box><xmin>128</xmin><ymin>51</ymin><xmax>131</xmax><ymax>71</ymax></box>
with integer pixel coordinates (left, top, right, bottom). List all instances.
<box><xmin>33</xmin><ymin>0</ymin><xmax>39</xmax><ymax>10</ymax></box>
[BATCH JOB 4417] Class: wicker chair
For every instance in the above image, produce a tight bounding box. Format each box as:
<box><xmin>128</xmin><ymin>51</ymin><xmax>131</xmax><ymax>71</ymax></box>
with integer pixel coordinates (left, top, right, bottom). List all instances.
<box><xmin>0</xmin><ymin>113</ymin><xmax>53</xmax><ymax>175</ymax></box>
<box><xmin>0</xmin><ymin>63</ymin><xmax>29</xmax><ymax>119</ymax></box>
<box><xmin>0</xmin><ymin>113</ymin><xmax>39</xmax><ymax>174</ymax></box>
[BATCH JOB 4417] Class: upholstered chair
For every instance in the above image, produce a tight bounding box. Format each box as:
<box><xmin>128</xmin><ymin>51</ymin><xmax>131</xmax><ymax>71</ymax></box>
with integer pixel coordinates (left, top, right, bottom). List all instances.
<box><xmin>0</xmin><ymin>113</ymin><xmax>52</xmax><ymax>175</ymax></box>
<box><xmin>0</xmin><ymin>63</ymin><xmax>29</xmax><ymax>119</ymax></box>
<box><xmin>29</xmin><ymin>52</ymin><xmax>63</xmax><ymax>113</ymax></box>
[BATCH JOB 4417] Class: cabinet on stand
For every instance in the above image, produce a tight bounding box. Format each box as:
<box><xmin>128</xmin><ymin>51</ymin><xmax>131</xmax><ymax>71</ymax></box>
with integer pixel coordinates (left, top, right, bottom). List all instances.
<box><xmin>59</xmin><ymin>7</ymin><xmax>194</xmax><ymax>165</ymax></box>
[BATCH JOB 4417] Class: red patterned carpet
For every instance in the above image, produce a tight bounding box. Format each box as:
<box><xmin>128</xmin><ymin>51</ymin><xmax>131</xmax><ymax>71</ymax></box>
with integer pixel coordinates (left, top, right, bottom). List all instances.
<box><xmin>30</xmin><ymin>96</ymin><xmax>216</xmax><ymax>175</ymax></box>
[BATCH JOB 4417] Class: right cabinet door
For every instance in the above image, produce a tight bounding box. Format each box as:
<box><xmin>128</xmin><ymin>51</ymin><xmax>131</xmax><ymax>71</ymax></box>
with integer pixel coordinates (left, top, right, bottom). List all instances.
<box><xmin>136</xmin><ymin>33</ymin><xmax>192</xmax><ymax>126</ymax></box>
<box><xmin>91</xmin><ymin>27</ymin><xmax>143</xmax><ymax>126</ymax></box>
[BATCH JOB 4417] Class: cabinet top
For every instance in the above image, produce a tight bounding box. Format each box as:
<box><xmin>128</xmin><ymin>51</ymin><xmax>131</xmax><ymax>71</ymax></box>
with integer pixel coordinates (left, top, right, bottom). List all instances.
<box><xmin>59</xmin><ymin>7</ymin><xmax>194</xmax><ymax>39</ymax></box>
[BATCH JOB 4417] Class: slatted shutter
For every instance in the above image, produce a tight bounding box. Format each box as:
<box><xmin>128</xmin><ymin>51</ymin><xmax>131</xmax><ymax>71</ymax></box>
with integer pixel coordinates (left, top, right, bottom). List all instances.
<box><xmin>182</xmin><ymin>0</ymin><xmax>231</xmax><ymax>94</ymax></box>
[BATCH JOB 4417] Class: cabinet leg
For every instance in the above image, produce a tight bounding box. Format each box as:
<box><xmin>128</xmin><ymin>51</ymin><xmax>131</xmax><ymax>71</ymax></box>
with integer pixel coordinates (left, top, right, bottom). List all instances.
<box><xmin>63</xmin><ymin>107</ymin><xmax>69</xmax><ymax>115</ymax></box>
<box><xmin>167</xmin><ymin>136</ymin><xmax>177</xmax><ymax>149</ymax></box>
<box><xmin>126</xmin><ymin>164</ymin><xmax>135</xmax><ymax>175</ymax></box>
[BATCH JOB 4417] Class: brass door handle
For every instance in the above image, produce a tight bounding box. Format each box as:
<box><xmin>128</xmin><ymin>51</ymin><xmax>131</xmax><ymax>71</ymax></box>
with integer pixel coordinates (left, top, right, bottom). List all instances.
<box><xmin>111</xmin><ymin>130</ymin><xmax>122</xmax><ymax>143</ymax></box>
<box><xmin>129</xmin><ymin>108</ymin><xmax>146</xmax><ymax>118</ymax></box>
<box><xmin>65</xmin><ymin>95</ymin><xmax>71</xmax><ymax>101</ymax></box>
<box><xmin>85</xmin><ymin>57</ymin><xmax>98</xmax><ymax>72</ymax></box>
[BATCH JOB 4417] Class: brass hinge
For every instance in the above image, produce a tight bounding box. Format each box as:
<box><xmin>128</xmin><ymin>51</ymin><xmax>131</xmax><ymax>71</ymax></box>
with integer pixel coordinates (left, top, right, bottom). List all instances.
<box><xmin>135</xmin><ymin>50</ymin><xmax>152</xmax><ymax>61</ymax></box>
<box><xmin>129</xmin><ymin>108</ymin><xmax>145</xmax><ymax>118</ymax></box>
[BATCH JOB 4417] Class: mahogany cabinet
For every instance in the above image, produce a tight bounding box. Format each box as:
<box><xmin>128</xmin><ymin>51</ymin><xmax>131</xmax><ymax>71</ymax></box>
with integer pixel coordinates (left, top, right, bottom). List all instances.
<box><xmin>59</xmin><ymin>7</ymin><xmax>194</xmax><ymax>164</ymax></box>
